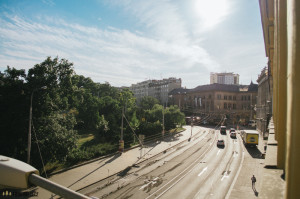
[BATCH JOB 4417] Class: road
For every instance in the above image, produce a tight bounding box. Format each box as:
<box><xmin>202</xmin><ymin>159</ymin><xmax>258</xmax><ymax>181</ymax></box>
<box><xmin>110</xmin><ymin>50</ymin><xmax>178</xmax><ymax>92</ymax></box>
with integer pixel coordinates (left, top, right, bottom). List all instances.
<box><xmin>80</xmin><ymin>127</ymin><xmax>253</xmax><ymax>199</ymax></box>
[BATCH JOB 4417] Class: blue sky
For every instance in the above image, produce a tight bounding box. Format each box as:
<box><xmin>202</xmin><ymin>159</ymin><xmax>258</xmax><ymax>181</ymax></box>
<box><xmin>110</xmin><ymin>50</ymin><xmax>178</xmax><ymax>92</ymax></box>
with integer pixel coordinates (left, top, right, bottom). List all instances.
<box><xmin>0</xmin><ymin>0</ymin><xmax>267</xmax><ymax>88</ymax></box>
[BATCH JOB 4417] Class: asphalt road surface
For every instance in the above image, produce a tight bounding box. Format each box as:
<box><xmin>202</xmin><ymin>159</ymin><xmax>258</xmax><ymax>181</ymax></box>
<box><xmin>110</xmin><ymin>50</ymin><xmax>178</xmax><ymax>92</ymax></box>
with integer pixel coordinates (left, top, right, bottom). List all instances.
<box><xmin>81</xmin><ymin>127</ymin><xmax>248</xmax><ymax>199</ymax></box>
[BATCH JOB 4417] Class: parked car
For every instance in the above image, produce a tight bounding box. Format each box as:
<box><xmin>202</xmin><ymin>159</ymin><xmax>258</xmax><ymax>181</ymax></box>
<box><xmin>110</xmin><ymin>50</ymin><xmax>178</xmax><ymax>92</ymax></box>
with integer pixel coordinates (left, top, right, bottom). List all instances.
<box><xmin>230</xmin><ymin>128</ymin><xmax>235</xmax><ymax>133</ymax></box>
<box><xmin>217</xmin><ymin>139</ymin><xmax>225</xmax><ymax>147</ymax></box>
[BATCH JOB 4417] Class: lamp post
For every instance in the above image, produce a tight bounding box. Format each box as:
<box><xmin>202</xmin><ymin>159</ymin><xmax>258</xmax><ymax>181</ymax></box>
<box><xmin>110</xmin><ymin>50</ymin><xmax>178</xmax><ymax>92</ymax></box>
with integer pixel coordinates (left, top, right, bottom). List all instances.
<box><xmin>27</xmin><ymin>86</ymin><xmax>47</xmax><ymax>164</ymax></box>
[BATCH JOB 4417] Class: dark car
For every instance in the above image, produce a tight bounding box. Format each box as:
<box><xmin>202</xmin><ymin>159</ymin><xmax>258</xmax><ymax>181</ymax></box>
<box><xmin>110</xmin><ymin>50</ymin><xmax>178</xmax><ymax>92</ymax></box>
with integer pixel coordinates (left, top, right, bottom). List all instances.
<box><xmin>217</xmin><ymin>139</ymin><xmax>225</xmax><ymax>147</ymax></box>
<box><xmin>220</xmin><ymin>126</ymin><xmax>226</xmax><ymax>135</ymax></box>
<box><xmin>230</xmin><ymin>132</ymin><xmax>237</xmax><ymax>138</ymax></box>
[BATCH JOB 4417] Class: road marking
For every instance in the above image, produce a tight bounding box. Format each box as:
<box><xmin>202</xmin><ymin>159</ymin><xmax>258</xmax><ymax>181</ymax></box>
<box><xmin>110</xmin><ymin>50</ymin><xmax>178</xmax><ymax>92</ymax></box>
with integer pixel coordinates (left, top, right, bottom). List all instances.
<box><xmin>225</xmin><ymin>138</ymin><xmax>245</xmax><ymax>199</ymax></box>
<box><xmin>221</xmin><ymin>174</ymin><xmax>229</xmax><ymax>181</ymax></box>
<box><xmin>198</xmin><ymin>167</ymin><xmax>208</xmax><ymax>177</ymax></box>
<box><xmin>139</xmin><ymin>182</ymin><xmax>151</xmax><ymax>190</ymax></box>
<box><xmin>145</xmin><ymin>127</ymin><xmax>217</xmax><ymax>199</ymax></box>
<box><xmin>217</xmin><ymin>149</ymin><xmax>221</xmax><ymax>156</ymax></box>
<box><xmin>221</xmin><ymin>171</ymin><xmax>230</xmax><ymax>181</ymax></box>
<box><xmin>233</xmin><ymin>151</ymin><xmax>238</xmax><ymax>157</ymax></box>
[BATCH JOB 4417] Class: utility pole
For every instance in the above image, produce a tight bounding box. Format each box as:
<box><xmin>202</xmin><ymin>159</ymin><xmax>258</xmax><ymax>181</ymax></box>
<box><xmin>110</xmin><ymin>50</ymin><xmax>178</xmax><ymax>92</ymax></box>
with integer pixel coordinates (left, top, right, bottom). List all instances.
<box><xmin>162</xmin><ymin>104</ymin><xmax>165</xmax><ymax>139</ymax></box>
<box><xmin>27</xmin><ymin>91</ymin><xmax>34</xmax><ymax>164</ymax></box>
<box><xmin>191</xmin><ymin>116</ymin><xmax>193</xmax><ymax>137</ymax></box>
<box><xmin>119</xmin><ymin>107</ymin><xmax>124</xmax><ymax>152</ymax></box>
<box><xmin>27</xmin><ymin>86</ymin><xmax>47</xmax><ymax>164</ymax></box>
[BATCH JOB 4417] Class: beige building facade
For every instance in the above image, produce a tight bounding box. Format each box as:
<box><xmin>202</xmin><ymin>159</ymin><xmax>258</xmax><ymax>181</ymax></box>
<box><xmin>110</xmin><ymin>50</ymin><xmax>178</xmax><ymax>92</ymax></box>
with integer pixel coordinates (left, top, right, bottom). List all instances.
<box><xmin>130</xmin><ymin>77</ymin><xmax>181</xmax><ymax>105</ymax></box>
<box><xmin>256</xmin><ymin>67</ymin><xmax>272</xmax><ymax>138</ymax></box>
<box><xmin>169</xmin><ymin>83</ymin><xmax>257</xmax><ymax>125</ymax></box>
<box><xmin>210</xmin><ymin>72</ymin><xmax>240</xmax><ymax>85</ymax></box>
<box><xmin>259</xmin><ymin>0</ymin><xmax>300</xmax><ymax>198</ymax></box>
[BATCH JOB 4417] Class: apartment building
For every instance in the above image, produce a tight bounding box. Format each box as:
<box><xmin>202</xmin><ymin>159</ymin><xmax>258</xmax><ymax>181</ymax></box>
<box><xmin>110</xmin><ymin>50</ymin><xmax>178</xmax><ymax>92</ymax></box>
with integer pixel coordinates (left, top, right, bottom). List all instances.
<box><xmin>130</xmin><ymin>77</ymin><xmax>181</xmax><ymax>105</ymax></box>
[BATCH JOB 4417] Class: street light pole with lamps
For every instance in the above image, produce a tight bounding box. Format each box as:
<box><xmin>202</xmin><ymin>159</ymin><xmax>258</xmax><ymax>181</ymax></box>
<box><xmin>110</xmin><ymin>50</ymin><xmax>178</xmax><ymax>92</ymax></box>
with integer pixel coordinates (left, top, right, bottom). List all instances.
<box><xmin>27</xmin><ymin>86</ymin><xmax>47</xmax><ymax>164</ymax></box>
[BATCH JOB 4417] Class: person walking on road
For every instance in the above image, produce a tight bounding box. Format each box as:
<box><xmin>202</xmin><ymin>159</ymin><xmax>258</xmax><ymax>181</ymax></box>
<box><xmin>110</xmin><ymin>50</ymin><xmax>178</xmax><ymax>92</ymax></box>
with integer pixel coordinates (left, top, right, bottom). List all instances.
<box><xmin>251</xmin><ymin>175</ymin><xmax>257</xmax><ymax>190</ymax></box>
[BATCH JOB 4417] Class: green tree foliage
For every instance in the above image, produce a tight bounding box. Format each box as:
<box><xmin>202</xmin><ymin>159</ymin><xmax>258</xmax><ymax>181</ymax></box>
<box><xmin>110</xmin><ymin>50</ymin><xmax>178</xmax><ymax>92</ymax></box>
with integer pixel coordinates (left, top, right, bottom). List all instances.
<box><xmin>140</xmin><ymin>96</ymin><xmax>160</xmax><ymax>110</ymax></box>
<box><xmin>31</xmin><ymin>112</ymin><xmax>78</xmax><ymax>166</ymax></box>
<box><xmin>0</xmin><ymin>67</ymin><xmax>28</xmax><ymax>160</ymax></box>
<box><xmin>0</xmin><ymin>56</ymin><xmax>185</xmax><ymax>171</ymax></box>
<box><xmin>164</xmin><ymin>105</ymin><xmax>186</xmax><ymax>130</ymax></box>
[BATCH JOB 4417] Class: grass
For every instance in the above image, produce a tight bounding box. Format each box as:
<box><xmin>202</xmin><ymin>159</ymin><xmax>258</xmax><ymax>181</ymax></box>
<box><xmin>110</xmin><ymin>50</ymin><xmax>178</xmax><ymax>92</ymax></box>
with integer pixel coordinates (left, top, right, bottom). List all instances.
<box><xmin>169</xmin><ymin>127</ymin><xmax>185</xmax><ymax>133</ymax></box>
<box><xmin>43</xmin><ymin>128</ymin><xmax>186</xmax><ymax>175</ymax></box>
<box><xmin>77</xmin><ymin>134</ymin><xmax>95</xmax><ymax>148</ymax></box>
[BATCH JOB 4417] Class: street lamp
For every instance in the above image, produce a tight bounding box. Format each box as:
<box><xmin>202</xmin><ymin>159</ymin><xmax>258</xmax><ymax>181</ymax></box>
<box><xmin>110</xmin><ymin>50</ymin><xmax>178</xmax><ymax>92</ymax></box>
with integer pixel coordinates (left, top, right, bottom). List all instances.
<box><xmin>27</xmin><ymin>86</ymin><xmax>47</xmax><ymax>164</ymax></box>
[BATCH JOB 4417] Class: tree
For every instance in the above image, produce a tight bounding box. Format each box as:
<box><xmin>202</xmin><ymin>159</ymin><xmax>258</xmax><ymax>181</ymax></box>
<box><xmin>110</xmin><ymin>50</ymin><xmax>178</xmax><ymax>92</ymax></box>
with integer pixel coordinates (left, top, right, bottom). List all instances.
<box><xmin>0</xmin><ymin>67</ymin><xmax>28</xmax><ymax>160</ymax></box>
<box><xmin>164</xmin><ymin>105</ymin><xmax>186</xmax><ymax>130</ymax></box>
<box><xmin>140</xmin><ymin>96</ymin><xmax>160</xmax><ymax>110</ymax></box>
<box><xmin>31</xmin><ymin>112</ymin><xmax>78</xmax><ymax>167</ymax></box>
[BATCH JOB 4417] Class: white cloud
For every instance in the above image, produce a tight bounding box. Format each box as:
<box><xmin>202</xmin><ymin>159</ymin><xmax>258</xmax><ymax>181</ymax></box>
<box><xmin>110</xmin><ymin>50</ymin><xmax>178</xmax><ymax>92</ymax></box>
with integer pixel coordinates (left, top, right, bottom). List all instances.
<box><xmin>42</xmin><ymin>0</ymin><xmax>55</xmax><ymax>7</ymax></box>
<box><xmin>0</xmin><ymin>10</ymin><xmax>220</xmax><ymax>88</ymax></box>
<box><xmin>194</xmin><ymin>0</ymin><xmax>231</xmax><ymax>29</ymax></box>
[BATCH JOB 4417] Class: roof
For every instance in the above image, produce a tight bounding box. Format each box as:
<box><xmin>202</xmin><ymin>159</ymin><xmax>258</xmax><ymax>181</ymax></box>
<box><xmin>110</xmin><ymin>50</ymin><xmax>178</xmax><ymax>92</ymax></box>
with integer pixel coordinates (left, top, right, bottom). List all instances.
<box><xmin>169</xmin><ymin>82</ymin><xmax>258</xmax><ymax>95</ymax></box>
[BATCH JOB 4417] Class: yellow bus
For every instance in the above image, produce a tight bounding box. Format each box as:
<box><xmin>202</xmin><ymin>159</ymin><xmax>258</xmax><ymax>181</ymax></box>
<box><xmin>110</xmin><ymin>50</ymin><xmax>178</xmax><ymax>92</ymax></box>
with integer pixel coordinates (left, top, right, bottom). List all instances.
<box><xmin>240</xmin><ymin>130</ymin><xmax>259</xmax><ymax>147</ymax></box>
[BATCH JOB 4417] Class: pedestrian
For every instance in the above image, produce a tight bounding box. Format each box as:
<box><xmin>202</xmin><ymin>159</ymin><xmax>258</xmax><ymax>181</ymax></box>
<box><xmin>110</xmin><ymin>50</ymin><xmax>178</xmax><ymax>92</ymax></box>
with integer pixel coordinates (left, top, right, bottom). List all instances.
<box><xmin>264</xmin><ymin>143</ymin><xmax>267</xmax><ymax>152</ymax></box>
<box><xmin>251</xmin><ymin>175</ymin><xmax>256</xmax><ymax>190</ymax></box>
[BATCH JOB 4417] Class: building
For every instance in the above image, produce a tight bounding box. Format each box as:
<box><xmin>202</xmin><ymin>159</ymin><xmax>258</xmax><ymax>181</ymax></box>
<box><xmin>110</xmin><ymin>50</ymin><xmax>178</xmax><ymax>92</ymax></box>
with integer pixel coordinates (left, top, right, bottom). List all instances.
<box><xmin>210</xmin><ymin>72</ymin><xmax>240</xmax><ymax>85</ymax></box>
<box><xmin>169</xmin><ymin>82</ymin><xmax>257</xmax><ymax>125</ymax></box>
<box><xmin>259</xmin><ymin>0</ymin><xmax>300</xmax><ymax>198</ymax></box>
<box><xmin>256</xmin><ymin>67</ymin><xmax>272</xmax><ymax>138</ymax></box>
<box><xmin>130</xmin><ymin>77</ymin><xmax>181</xmax><ymax>105</ymax></box>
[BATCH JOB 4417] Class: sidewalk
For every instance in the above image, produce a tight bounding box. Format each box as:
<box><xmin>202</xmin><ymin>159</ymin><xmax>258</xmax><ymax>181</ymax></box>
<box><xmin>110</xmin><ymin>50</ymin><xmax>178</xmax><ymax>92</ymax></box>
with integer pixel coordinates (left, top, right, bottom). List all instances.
<box><xmin>35</xmin><ymin>126</ymin><xmax>203</xmax><ymax>198</ymax></box>
<box><xmin>259</xmin><ymin>118</ymin><xmax>285</xmax><ymax>198</ymax></box>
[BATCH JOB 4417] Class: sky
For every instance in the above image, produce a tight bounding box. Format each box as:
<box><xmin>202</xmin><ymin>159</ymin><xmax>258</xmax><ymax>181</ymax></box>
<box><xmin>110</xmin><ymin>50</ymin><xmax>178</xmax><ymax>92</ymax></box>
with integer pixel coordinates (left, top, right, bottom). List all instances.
<box><xmin>0</xmin><ymin>0</ymin><xmax>267</xmax><ymax>88</ymax></box>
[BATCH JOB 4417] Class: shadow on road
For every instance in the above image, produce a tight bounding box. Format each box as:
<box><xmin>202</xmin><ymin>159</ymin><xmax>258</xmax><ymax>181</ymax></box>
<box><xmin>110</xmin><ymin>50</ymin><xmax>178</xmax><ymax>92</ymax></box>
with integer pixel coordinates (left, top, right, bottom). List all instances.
<box><xmin>67</xmin><ymin>153</ymin><xmax>122</xmax><ymax>188</ymax></box>
<box><xmin>245</xmin><ymin>146</ymin><xmax>263</xmax><ymax>159</ymax></box>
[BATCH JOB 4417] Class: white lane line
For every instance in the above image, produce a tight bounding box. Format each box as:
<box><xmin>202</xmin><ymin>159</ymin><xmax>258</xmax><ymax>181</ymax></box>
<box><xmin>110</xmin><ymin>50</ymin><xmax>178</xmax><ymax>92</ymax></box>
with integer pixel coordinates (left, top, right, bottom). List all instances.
<box><xmin>225</xmin><ymin>137</ymin><xmax>245</xmax><ymax>199</ymax></box>
<box><xmin>221</xmin><ymin>173</ymin><xmax>229</xmax><ymax>181</ymax></box>
<box><xmin>198</xmin><ymin>167</ymin><xmax>208</xmax><ymax>177</ymax></box>
<box><xmin>139</xmin><ymin>182</ymin><xmax>151</xmax><ymax>190</ymax></box>
<box><xmin>233</xmin><ymin>152</ymin><xmax>238</xmax><ymax>157</ymax></box>
<box><xmin>217</xmin><ymin>149</ymin><xmax>221</xmax><ymax>156</ymax></box>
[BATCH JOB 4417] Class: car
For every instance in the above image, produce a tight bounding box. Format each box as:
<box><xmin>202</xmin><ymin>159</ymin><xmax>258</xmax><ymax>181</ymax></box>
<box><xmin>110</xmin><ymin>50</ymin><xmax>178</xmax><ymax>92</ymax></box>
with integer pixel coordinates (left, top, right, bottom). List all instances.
<box><xmin>248</xmin><ymin>120</ymin><xmax>256</xmax><ymax>127</ymax></box>
<box><xmin>217</xmin><ymin>139</ymin><xmax>225</xmax><ymax>147</ymax></box>
<box><xmin>230</xmin><ymin>128</ymin><xmax>235</xmax><ymax>133</ymax></box>
<box><xmin>230</xmin><ymin>132</ymin><xmax>237</xmax><ymax>138</ymax></box>
<box><xmin>220</xmin><ymin>126</ymin><xmax>226</xmax><ymax>135</ymax></box>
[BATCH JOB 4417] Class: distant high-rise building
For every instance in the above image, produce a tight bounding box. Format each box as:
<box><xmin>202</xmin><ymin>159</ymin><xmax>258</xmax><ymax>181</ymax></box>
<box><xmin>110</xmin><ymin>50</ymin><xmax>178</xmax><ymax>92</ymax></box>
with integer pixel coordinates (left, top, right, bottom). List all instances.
<box><xmin>210</xmin><ymin>72</ymin><xmax>240</xmax><ymax>85</ymax></box>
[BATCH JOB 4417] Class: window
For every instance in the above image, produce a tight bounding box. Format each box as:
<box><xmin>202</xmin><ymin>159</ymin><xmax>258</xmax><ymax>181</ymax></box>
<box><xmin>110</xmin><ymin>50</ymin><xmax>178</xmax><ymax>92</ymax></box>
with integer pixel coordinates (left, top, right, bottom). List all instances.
<box><xmin>229</xmin><ymin>96</ymin><xmax>232</xmax><ymax>100</ymax></box>
<box><xmin>217</xmin><ymin>94</ymin><xmax>221</xmax><ymax>100</ymax></box>
<box><xmin>224</xmin><ymin>95</ymin><xmax>227</xmax><ymax>100</ymax></box>
<box><xmin>224</xmin><ymin>103</ymin><xmax>227</xmax><ymax>109</ymax></box>
<box><xmin>248</xmin><ymin>95</ymin><xmax>251</xmax><ymax>100</ymax></box>
<box><xmin>233</xmin><ymin>96</ymin><xmax>236</xmax><ymax>100</ymax></box>
<box><xmin>228</xmin><ymin>103</ymin><xmax>232</xmax><ymax>109</ymax></box>
<box><xmin>233</xmin><ymin>104</ymin><xmax>236</xmax><ymax>109</ymax></box>
<box><xmin>209</xmin><ymin>94</ymin><xmax>211</xmax><ymax>99</ymax></box>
